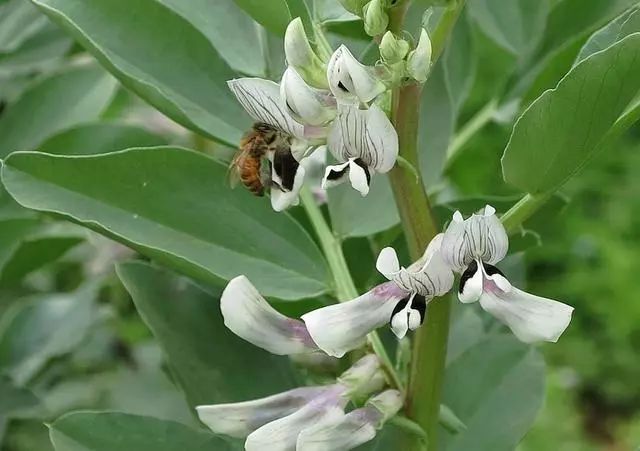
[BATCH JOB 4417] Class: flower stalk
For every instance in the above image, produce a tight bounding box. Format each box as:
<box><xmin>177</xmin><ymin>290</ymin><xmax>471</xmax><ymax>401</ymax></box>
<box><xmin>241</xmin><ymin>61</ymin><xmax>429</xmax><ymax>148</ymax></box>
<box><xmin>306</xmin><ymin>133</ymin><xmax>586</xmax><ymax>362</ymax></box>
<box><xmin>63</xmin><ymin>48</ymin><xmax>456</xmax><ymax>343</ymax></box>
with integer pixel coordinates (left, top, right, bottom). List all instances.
<box><xmin>299</xmin><ymin>187</ymin><xmax>404</xmax><ymax>391</ymax></box>
<box><xmin>386</xmin><ymin>1</ymin><xmax>467</xmax><ymax>450</ymax></box>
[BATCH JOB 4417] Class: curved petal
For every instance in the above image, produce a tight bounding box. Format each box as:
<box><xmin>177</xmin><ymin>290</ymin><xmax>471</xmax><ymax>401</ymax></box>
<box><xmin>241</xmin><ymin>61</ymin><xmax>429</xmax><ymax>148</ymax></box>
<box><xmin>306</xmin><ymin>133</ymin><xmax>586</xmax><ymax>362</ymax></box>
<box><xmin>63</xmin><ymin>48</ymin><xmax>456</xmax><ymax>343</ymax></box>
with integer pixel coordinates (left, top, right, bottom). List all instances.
<box><xmin>327</xmin><ymin>45</ymin><xmax>385</xmax><ymax>105</ymax></box>
<box><xmin>296</xmin><ymin>389</ymin><xmax>402</xmax><ymax>451</ymax></box>
<box><xmin>245</xmin><ymin>386</ymin><xmax>347</xmax><ymax>451</ymax></box>
<box><xmin>347</xmin><ymin>159</ymin><xmax>371</xmax><ymax>196</ymax></box>
<box><xmin>376</xmin><ymin>247</ymin><xmax>401</xmax><ymax>280</ymax></box>
<box><xmin>271</xmin><ymin>164</ymin><xmax>306</xmax><ymax>212</ymax></box>
<box><xmin>329</xmin><ymin>105</ymin><xmax>398</xmax><ymax>172</ymax></box>
<box><xmin>458</xmin><ymin>261</ymin><xmax>483</xmax><ymax>304</ymax></box>
<box><xmin>220</xmin><ymin>276</ymin><xmax>317</xmax><ymax>354</ymax></box>
<box><xmin>280</xmin><ymin>67</ymin><xmax>336</xmax><ymax>127</ymax></box>
<box><xmin>390</xmin><ymin>294</ymin><xmax>426</xmax><ymax>339</ymax></box>
<box><xmin>380</xmin><ymin>236</ymin><xmax>454</xmax><ymax>298</ymax></box>
<box><xmin>301</xmin><ymin>282</ymin><xmax>408</xmax><ymax>357</ymax></box>
<box><xmin>321</xmin><ymin>161</ymin><xmax>350</xmax><ymax>190</ymax></box>
<box><xmin>228</xmin><ymin>78</ymin><xmax>304</xmax><ymax>139</ymax></box>
<box><xmin>441</xmin><ymin>205</ymin><xmax>509</xmax><ymax>272</ymax></box>
<box><xmin>196</xmin><ymin>386</ymin><xmax>330</xmax><ymax>438</ymax></box>
<box><xmin>479</xmin><ymin>285</ymin><xmax>574</xmax><ymax>343</ymax></box>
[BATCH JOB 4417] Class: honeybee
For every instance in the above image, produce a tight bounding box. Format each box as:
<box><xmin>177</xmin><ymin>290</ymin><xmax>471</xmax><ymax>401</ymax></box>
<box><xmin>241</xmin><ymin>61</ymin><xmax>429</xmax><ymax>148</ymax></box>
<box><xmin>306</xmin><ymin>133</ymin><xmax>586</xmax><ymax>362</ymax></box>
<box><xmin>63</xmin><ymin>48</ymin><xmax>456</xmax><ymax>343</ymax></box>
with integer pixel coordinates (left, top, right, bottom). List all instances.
<box><xmin>230</xmin><ymin>122</ymin><xmax>299</xmax><ymax>196</ymax></box>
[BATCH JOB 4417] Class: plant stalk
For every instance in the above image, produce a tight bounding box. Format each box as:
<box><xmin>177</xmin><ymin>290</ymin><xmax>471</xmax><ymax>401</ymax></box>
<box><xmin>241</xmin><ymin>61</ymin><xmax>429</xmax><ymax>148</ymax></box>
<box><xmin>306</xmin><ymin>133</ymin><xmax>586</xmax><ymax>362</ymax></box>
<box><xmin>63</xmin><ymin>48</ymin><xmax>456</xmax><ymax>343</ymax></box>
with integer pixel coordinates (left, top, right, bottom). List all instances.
<box><xmin>299</xmin><ymin>188</ymin><xmax>404</xmax><ymax>391</ymax></box>
<box><xmin>386</xmin><ymin>2</ymin><xmax>466</xmax><ymax>450</ymax></box>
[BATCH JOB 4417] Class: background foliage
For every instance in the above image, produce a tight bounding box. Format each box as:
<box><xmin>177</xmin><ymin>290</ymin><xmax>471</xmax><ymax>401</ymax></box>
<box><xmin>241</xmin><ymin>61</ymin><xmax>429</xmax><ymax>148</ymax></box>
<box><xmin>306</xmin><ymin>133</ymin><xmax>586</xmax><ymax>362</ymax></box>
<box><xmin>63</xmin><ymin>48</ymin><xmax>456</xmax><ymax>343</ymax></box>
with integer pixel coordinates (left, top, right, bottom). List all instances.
<box><xmin>0</xmin><ymin>0</ymin><xmax>639</xmax><ymax>449</ymax></box>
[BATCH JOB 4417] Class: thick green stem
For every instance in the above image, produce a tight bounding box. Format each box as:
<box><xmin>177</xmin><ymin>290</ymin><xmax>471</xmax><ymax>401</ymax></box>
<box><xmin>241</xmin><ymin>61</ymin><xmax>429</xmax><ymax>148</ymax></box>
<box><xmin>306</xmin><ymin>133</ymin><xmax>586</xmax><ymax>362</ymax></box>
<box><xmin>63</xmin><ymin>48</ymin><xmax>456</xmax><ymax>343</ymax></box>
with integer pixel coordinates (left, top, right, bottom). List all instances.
<box><xmin>500</xmin><ymin>192</ymin><xmax>552</xmax><ymax>233</ymax></box>
<box><xmin>299</xmin><ymin>188</ymin><xmax>404</xmax><ymax>391</ymax></box>
<box><xmin>386</xmin><ymin>2</ymin><xmax>466</xmax><ymax>450</ymax></box>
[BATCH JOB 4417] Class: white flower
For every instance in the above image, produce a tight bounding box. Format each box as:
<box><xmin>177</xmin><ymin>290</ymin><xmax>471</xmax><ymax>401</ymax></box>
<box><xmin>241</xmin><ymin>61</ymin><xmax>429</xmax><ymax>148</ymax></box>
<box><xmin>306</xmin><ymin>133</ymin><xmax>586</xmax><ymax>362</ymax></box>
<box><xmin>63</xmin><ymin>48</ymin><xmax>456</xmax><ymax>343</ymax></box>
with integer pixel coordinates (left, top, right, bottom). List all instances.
<box><xmin>280</xmin><ymin>67</ymin><xmax>336</xmax><ymax>127</ymax></box>
<box><xmin>326</xmin><ymin>45</ymin><xmax>386</xmax><ymax>105</ymax></box>
<box><xmin>197</xmin><ymin>356</ymin><xmax>391</xmax><ymax>450</ymax></box>
<box><xmin>440</xmin><ymin>205</ymin><xmax>574</xmax><ymax>343</ymax></box>
<box><xmin>284</xmin><ymin>18</ymin><xmax>327</xmax><ymax>89</ymax></box>
<box><xmin>376</xmin><ymin>234</ymin><xmax>454</xmax><ymax>338</ymax></box>
<box><xmin>220</xmin><ymin>276</ymin><xmax>318</xmax><ymax>355</ymax></box>
<box><xmin>322</xmin><ymin>104</ymin><xmax>398</xmax><ymax>196</ymax></box>
<box><xmin>302</xmin><ymin>281</ymin><xmax>409</xmax><ymax>358</ymax></box>
<box><xmin>406</xmin><ymin>28</ymin><xmax>432</xmax><ymax>83</ymax></box>
<box><xmin>228</xmin><ymin>78</ymin><xmax>313</xmax><ymax>211</ymax></box>
<box><xmin>296</xmin><ymin>390</ymin><xmax>403</xmax><ymax>451</ymax></box>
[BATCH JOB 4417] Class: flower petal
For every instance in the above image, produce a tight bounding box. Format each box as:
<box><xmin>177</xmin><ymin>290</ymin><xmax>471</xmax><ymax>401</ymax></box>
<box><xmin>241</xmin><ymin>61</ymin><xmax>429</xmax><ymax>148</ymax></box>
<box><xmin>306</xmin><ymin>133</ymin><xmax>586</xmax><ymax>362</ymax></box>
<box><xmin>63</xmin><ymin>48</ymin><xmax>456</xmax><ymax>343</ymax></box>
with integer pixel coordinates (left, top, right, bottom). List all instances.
<box><xmin>245</xmin><ymin>386</ymin><xmax>347</xmax><ymax>451</ymax></box>
<box><xmin>389</xmin><ymin>294</ymin><xmax>427</xmax><ymax>339</ymax></box>
<box><xmin>327</xmin><ymin>45</ymin><xmax>386</xmax><ymax>105</ymax></box>
<box><xmin>220</xmin><ymin>276</ymin><xmax>317</xmax><ymax>354</ymax></box>
<box><xmin>302</xmin><ymin>282</ymin><xmax>408</xmax><ymax>357</ymax></box>
<box><xmin>458</xmin><ymin>261</ymin><xmax>483</xmax><ymax>303</ymax></box>
<box><xmin>328</xmin><ymin>105</ymin><xmax>398</xmax><ymax>173</ymax></box>
<box><xmin>347</xmin><ymin>159</ymin><xmax>371</xmax><ymax>196</ymax></box>
<box><xmin>296</xmin><ymin>389</ymin><xmax>402</xmax><ymax>451</ymax></box>
<box><xmin>479</xmin><ymin>284</ymin><xmax>574</xmax><ymax>343</ymax></box>
<box><xmin>441</xmin><ymin>205</ymin><xmax>509</xmax><ymax>272</ymax></box>
<box><xmin>271</xmin><ymin>162</ymin><xmax>306</xmax><ymax>212</ymax></box>
<box><xmin>376</xmin><ymin>247</ymin><xmax>401</xmax><ymax>280</ymax></box>
<box><xmin>196</xmin><ymin>386</ymin><xmax>330</xmax><ymax>438</ymax></box>
<box><xmin>321</xmin><ymin>161</ymin><xmax>350</xmax><ymax>190</ymax></box>
<box><xmin>280</xmin><ymin>67</ymin><xmax>336</xmax><ymax>127</ymax></box>
<box><xmin>228</xmin><ymin>78</ymin><xmax>304</xmax><ymax>138</ymax></box>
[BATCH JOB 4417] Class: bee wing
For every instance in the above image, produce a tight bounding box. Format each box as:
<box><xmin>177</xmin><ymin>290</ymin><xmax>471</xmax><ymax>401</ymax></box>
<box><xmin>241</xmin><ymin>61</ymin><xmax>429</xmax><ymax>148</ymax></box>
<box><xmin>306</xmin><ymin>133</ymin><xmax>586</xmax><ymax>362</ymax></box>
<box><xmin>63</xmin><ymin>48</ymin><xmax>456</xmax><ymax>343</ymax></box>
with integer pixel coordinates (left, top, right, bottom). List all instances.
<box><xmin>227</xmin><ymin>152</ymin><xmax>243</xmax><ymax>189</ymax></box>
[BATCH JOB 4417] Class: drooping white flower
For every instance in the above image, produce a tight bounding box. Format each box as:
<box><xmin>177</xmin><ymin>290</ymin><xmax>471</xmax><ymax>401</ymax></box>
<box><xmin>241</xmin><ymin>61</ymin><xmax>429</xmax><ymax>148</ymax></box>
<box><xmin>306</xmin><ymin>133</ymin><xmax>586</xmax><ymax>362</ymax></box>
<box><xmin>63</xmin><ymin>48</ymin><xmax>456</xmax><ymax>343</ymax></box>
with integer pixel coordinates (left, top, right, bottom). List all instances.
<box><xmin>326</xmin><ymin>45</ymin><xmax>386</xmax><ymax>105</ymax></box>
<box><xmin>322</xmin><ymin>104</ymin><xmax>398</xmax><ymax>196</ymax></box>
<box><xmin>376</xmin><ymin>234</ymin><xmax>454</xmax><ymax>338</ymax></box>
<box><xmin>296</xmin><ymin>389</ymin><xmax>403</xmax><ymax>451</ymax></box>
<box><xmin>197</xmin><ymin>356</ymin><xmax>389</xmax><ymax>450</ymax></box>
<box><xmin>302</xmin><ymin>281</ymin><xmax>408</xmax><ymax>358</ymax></box>
<box><xmin>228</xmin><ymin>78</ymin><xmax>314</xmax><ymax>211</ymax></box>
<box><xmin>440</xmin><ymin>205</ymin><xmax>574</xmax><ymax>343</ymax></box>
<box><xmin>280</xmin><ymin>67</ymin><xmax>336</xmax><ymax>127</ymax></box>
<box><xmin>220</xmin><ymin>276</ymin><xmax>318</xmax><ymax>355</ymax></box>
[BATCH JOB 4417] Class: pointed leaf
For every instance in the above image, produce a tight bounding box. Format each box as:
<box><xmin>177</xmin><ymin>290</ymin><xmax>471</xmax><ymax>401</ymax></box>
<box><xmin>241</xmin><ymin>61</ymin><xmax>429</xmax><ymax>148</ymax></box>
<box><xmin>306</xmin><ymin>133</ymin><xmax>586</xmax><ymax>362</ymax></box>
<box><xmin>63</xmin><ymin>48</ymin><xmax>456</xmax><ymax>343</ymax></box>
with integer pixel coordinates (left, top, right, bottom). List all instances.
<box><xmin>1</xmin><ymin>147</ymin><xmax>329</xmax><ymax>299</ymax></box>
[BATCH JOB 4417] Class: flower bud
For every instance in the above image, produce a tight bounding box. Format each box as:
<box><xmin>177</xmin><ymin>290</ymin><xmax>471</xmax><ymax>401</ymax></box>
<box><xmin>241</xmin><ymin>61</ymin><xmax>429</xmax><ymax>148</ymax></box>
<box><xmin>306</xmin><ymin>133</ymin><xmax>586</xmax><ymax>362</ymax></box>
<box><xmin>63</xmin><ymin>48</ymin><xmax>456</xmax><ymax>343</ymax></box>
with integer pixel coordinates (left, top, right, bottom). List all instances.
<box><xmin>337</xmin><ymin>355</ymin><xmax>385</xmax><ymax>400</ymax></box>
<box><xmin>338</xmin><ymin>0</ymin><xmax>369</xmax><ymax>15</ymax></box>
<box><xmin>379</xmin><ymin>31</ymin><xmax>410</xmax><ymax>63</ymax></box>
<box><xmin>284</xmin><ymin>18</ymin><xmax>327</xmax><ymax>88</ymax></box>
<box><xmin>366</xmin><ymin>390</ymin><xmax>403</xmax><ymax>425</ymax></box>
<box><xmin>363</xmin><ymin>0</ymin><xmax>389</xmax><ymax>36</ymax></box>
<box><xmin>406</xmin><ymin>28</ymin><xmax>432</xmax><ymax>82</ymax></box>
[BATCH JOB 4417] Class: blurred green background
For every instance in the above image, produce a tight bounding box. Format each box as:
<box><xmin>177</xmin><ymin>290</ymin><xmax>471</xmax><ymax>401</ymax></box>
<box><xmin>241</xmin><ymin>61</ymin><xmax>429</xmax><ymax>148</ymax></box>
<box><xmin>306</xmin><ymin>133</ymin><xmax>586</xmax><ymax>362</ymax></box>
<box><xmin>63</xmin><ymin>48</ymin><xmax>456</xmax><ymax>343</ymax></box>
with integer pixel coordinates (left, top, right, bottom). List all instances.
<box><xmin>1</xmin><ymin>0</ymin><xmax>640</xmax><ymax>449</ymax></box>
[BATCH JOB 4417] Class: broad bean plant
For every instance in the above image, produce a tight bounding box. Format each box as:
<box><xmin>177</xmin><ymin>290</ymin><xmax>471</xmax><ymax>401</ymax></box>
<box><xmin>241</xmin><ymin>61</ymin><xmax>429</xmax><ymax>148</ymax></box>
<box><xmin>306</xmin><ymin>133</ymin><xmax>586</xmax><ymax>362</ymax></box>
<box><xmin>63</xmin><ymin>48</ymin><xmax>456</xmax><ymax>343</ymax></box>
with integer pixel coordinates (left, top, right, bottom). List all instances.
<box><xmin>1</xmin><ymin>0</ymin><xmax>639</xmax><ymax>450</ymax></box>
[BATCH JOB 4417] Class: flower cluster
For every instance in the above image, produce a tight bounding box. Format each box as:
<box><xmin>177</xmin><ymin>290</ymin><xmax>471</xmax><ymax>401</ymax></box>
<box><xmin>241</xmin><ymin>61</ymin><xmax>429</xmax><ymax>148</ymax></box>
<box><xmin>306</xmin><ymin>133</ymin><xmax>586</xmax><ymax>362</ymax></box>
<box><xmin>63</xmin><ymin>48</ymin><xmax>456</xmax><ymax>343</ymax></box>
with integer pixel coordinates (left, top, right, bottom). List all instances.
<box><xmin>196</xmin><ymin>206</ymin><xmax>573</xmax><ymax>449</ymax></box>
<box><xmin>228</xmin><ymin>18</ymin><xmax>432</xmax><ymax>211</ymax></box>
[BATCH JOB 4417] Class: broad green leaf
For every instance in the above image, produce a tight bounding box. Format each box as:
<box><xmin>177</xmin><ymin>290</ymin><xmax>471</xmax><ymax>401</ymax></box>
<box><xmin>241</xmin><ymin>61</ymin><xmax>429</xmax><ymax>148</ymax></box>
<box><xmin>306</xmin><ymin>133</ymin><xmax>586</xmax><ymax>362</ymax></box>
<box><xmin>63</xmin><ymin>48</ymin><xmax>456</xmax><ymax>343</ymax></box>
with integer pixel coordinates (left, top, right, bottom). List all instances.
<box><xmin>0</xmin><ymin>0</ymin><xmax>47</xmax><ymax>53</ymax></box>
<box><xmin>0</xmin><ymin>283</ymin><xmax>99</xmax><ymax>384</ymax></box>
<box><xmin>502</xmin><ymin>34</ymin><xmax>640</xmax><ymax>195</ymax></box>
<box><xmin>155</xmin><ymin>0</ymin><xmax>266</xmax><ymax>76</ymax></box>
<box><xmin>443</xmin><ymin>12</ymin><xmax>476</xmax><ymax>112</ymax></box>
<box><xmin>117</xmin><ymin>261</ymin><xmax>298</xmax><ymax>406</ymax></box>
<box><xmin>0</xmin><ymin>65</ymin><xmax>117</xmax><ymax>157</ymax></box>
<box><xmin>441</xmin><ymin>335</ymin><xmax>545</xmax><ymax>451</ymax></box>
<box><xmin>49</xmin><ymin>412</ymin><xmax>235</xmax><ymax>451</ymax></box>
<box><xmin>0</xmin><ymin>25</ymin><xmax>72</xmax><ymax>78</ymax></box>
<box><xmin>0</xmin><ymin>376</ymin><xmax>40</xmax><ymax>417</ymax></box>
<box><xmin>467</xmin><ymin>0</ymin><xmax>548</xmax><ymax>59</ymax></box>
<box><xmin>576</xmin><ymin>8</ymin><xmax>640</xmax><ymax>63</ymax></box>
<box><xmin>446</xmin><ymin>307</ymin><xmax>485</xmax><ymax>365</ymax></box>
<box><xmin>420</xmin><ymin>63</ymin><xmax>454</xmax><ymax>185</ymax></box>
<box><xmin>1</xmin><ymin>147</ymin><xmax>329</xmax><ymax>299</ymax></box>
<box><xmin>0</xmin><ymin>218</ymin><xmax>41</xmax><ymax>272</ymax></box>
<box><xmin>39</xmin><ymin>123</ymin><xmax>166</xmax><ymax>155</ymax></box>
<box><xmin>34</xmin><ymin>0</ymin><xmax>250</xmax><ymax>146</ymax></box>
<box><xmin>233</xmin><ymin>0</ymin><xmax>291</xmax><ymax>36</ymax></box>
<box><xmin>327</xmin><ymin>175</ymin><xmax>399</xmax><ymax>239</ymax></box>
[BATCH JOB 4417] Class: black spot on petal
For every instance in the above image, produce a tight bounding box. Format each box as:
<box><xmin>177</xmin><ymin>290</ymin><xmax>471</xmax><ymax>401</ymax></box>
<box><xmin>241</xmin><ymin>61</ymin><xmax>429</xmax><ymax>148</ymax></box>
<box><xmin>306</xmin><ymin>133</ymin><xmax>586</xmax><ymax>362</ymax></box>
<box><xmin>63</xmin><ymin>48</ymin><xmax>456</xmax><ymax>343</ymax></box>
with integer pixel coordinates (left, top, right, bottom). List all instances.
<box><xmin>390</xmin><ymin>297</ymin><xmax>410</xmax><ymax>323</ymax></box>
<box><xmin>482</xmin><ymin>263</ymin><xmax>505</xmax><ymax>277</ymax></box>
<box><xmin>353</xmin><ymin>158</ymin><xmax>371</xmax><ymax>185</ymax></box>
<box><xmin>411</xmin><ymin>295</ymin><xmax>427</xmax><ymax>325</ymax></box>
<box><xmin>272</xmin><ymin>148</ymin><xmax>299</xmax><ymax>191</ymax></box>
<box><xmin>326</xmin><ymin>166</ymin><xmax>348</xmax><ymax>181</ymax></box>
<box><xmin>338</xmin><ymin>81</ymin><xmax>349</xmax><ymax>92</ymax></box>
<box><xmin>459</xmin><ymin>261</ymin><xmax>478</xmax><ymax>294</ymax></box>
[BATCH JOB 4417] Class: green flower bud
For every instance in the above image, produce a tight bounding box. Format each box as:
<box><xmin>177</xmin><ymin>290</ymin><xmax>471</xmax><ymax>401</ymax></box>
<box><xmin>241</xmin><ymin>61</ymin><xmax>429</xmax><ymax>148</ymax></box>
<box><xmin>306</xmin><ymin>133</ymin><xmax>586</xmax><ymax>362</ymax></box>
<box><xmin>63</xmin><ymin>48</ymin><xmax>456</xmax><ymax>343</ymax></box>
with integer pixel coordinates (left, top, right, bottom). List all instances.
<box><xmin>363</xmin><ymin>0</ymin><xmax>389</xmax><ymax>37</ymax></box>
<box><xmin>379</xmin><ymin>31</ymin><xmax>410</xmax><ymax>63</ymax></box>
<box><xmin>406</xmin><ymin>28</ymin><xmax>432</xmax><ymax>82</ymax></box>
<box><xmin>338</xmin><ymin>0</ymin><xmax>370</xmax><ymax>15</ymax></box>
<box><xmin>284</xmin><ymin>18</ymin><xmax>327</xmax><ymax>88</ymax></box>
